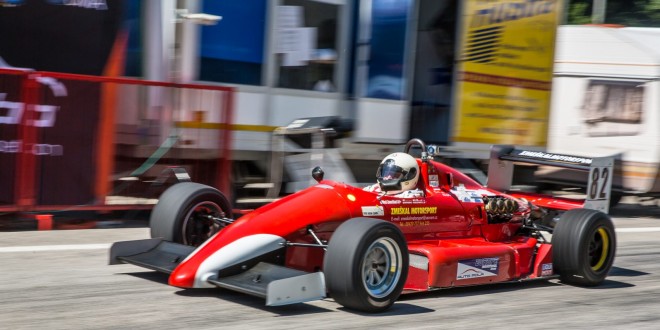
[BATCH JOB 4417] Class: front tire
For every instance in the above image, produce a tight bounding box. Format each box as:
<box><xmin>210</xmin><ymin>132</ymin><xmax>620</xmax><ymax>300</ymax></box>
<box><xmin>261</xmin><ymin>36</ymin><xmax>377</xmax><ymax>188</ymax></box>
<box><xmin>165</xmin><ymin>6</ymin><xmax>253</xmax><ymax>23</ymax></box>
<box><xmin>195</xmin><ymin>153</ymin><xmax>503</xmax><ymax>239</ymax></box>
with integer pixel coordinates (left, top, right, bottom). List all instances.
<box><xmin>323</xmin><ymin>218</ymin><xmax>408</xmax><ymax>313</ymax></box>
<box><xmin>552</xmin><ymin>208</ymin><xmax>616</xmax><ymax>286</ymax></box>
<box><xmin>150</xmin><ymin>182</ymin><xmax>231</xmax><ymax>247</ymax></box>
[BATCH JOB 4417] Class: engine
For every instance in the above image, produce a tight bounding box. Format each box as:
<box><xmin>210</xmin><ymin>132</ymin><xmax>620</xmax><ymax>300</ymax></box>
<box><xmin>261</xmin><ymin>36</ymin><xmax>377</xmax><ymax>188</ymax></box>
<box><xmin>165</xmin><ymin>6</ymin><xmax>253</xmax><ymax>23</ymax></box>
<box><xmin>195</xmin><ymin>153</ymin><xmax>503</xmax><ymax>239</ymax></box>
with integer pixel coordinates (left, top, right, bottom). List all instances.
<box><xmin>483</xmin><ymin>196</ymin><xmax>520</xmax><ymax>223</ymax></box>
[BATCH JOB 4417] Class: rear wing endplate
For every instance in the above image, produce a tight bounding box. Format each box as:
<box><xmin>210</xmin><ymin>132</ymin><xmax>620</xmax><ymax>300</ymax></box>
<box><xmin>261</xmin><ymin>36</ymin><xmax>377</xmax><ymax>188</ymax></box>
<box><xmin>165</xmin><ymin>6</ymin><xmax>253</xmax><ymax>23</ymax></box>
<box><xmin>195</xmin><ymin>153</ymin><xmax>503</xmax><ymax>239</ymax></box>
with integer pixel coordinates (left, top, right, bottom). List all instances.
<box><xmin>487</xmin><ymin>145</ymin><xmax>615</xmax><ymax>213</ymax></box>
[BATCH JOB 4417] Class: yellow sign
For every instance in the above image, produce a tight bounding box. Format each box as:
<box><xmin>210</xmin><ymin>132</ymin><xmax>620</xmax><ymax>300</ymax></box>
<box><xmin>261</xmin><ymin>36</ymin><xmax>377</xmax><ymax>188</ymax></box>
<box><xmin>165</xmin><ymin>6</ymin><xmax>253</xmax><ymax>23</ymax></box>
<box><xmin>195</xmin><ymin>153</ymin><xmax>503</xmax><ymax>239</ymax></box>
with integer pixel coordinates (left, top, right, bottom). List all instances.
<box><xmin>452</xmin><ymin>0</ymin><xmax>563</xmax><ymax>146</ymax></box>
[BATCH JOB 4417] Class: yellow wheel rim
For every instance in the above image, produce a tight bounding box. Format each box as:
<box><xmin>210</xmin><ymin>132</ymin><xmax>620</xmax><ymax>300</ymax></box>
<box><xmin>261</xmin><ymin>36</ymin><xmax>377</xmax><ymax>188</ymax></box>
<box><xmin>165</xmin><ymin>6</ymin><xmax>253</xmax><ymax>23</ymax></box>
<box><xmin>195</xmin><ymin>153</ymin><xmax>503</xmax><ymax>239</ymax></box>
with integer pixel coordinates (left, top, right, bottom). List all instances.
<box><xmin>591</xmin><ymin>227</ymin><xmax>610</xmax><ymax>271</ymax></box>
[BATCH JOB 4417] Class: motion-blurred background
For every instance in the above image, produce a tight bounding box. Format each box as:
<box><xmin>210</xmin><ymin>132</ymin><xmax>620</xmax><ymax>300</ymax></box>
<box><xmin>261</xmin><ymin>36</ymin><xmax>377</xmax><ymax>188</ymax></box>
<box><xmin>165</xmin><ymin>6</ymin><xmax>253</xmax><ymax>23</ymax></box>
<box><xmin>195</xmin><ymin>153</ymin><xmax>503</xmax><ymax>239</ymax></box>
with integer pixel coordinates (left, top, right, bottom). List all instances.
<box><xmin>0</xmin><ymin>0</ymin><xmax>657</xmax><ymax>226</ymax></box>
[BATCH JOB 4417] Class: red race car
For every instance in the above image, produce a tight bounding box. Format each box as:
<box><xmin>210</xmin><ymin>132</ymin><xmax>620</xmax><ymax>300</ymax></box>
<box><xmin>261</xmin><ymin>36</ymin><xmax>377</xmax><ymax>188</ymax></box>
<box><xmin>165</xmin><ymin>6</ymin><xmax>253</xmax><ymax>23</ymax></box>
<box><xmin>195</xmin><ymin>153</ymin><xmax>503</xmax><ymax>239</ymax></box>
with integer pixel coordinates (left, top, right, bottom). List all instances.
<box><xmin>110</xmin><ymin>139</ymin><xmax>617</xmax><ymax>313</ymax></box>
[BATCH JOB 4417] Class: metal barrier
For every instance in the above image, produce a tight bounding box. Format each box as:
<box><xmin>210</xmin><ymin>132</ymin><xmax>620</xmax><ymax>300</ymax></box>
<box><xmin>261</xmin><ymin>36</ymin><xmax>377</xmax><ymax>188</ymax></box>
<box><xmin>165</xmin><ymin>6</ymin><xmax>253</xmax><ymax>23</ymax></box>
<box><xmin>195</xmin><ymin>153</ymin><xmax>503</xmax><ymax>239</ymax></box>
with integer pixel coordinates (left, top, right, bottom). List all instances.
<box><xmin>0</xmin><ymin>68</ymin><xmax>234</xmax><ymax>213</ymax></box>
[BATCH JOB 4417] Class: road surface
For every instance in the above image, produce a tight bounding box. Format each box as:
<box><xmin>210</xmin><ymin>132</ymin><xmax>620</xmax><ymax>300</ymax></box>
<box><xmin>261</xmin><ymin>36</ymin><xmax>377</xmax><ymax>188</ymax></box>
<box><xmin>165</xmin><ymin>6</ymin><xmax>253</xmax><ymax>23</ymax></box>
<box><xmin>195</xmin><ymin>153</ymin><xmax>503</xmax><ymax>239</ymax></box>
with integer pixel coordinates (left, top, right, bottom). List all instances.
<box><xmin>0</xmin><ymin>206</ymin><xmax>658</xmax><ymax>330</ymax></box>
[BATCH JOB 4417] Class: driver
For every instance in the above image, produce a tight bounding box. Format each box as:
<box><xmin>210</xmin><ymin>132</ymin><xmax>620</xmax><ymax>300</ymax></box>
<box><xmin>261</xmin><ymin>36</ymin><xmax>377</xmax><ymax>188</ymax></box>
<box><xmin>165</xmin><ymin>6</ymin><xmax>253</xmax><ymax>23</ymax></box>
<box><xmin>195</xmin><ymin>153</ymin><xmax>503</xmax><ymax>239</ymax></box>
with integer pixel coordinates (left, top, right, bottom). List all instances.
<box><xmin>363</xmin><ymin>152</ymin><xmax>423</xmax><ymax>198</ymax></box>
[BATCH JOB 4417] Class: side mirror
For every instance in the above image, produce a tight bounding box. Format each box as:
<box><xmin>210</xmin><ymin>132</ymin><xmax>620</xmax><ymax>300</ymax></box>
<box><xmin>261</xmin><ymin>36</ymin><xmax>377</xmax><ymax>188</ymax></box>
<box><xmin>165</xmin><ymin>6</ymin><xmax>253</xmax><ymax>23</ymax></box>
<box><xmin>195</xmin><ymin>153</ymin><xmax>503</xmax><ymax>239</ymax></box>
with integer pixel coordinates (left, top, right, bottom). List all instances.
<box><xmin>312</xmin><ymin>166</ymin><xmax>324</xmax><ymax>183</ymax></box>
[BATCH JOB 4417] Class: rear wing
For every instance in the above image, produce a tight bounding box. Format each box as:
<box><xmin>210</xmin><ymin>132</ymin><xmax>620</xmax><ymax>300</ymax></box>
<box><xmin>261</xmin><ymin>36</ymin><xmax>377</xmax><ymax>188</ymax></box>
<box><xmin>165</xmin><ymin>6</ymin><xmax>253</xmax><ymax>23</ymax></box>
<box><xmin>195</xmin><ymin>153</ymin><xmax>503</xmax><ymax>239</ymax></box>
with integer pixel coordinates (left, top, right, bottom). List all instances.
<box><xmin>486</xmin><ymin>145</ymin><xmax>615</xmax><ymax>213</ymax></box>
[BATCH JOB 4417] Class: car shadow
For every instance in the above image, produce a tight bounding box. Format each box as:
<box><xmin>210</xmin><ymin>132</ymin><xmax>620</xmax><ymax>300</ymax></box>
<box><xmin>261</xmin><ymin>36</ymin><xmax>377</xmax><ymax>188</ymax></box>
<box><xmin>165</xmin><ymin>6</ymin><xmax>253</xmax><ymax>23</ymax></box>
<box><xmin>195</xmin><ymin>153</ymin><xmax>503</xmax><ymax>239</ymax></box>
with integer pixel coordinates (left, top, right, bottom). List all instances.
<box><xmin>398</xmin><ymin>279</ymin><xmax>561</xmax><ymax>302</ymax></box>
<box><xmin>583</xmin><ymin>266</ymin><xmax>648</xmax><ymax>289</ymax></box>
<box><xmin>178</xmin><ymin>287</ymin><xmax>437</xmax><ymax>316</ymax></box>
<box><xmin>398</xmin><ymin>273</ymin><xmax>637</xmax><ymax>300</ymax></box>
<box><xmin>120</xmin><ymin>271</ymin><xmax>430</xmax><ymax>315</ymax></box>
<box><xmin>119</xmin><ymin>269</ymin><xmax>638</xmax><ymax>315</ymax></box>
<box><xmin>175</xmin><ymin>288</ymin><xmax>336</xmax><ymax>315</ymax></box>
<box><xmin>586</xmin><ymin>278</ymin><xmax>635</xmax><ymax>289</ymax></box>
<box><xmin>336</xmin><ymin>303</ymin><xmax>435</xmax><ymax>316</ymax></box>
<box><xmin>608</xmin><ymin>265</ymin><xmax>649</xmax><ymax>277</ymax></box>
<box><xmin>122</xmin><ymin>271</ymin><xmax>169</xmax><ymax>283</ymax></box>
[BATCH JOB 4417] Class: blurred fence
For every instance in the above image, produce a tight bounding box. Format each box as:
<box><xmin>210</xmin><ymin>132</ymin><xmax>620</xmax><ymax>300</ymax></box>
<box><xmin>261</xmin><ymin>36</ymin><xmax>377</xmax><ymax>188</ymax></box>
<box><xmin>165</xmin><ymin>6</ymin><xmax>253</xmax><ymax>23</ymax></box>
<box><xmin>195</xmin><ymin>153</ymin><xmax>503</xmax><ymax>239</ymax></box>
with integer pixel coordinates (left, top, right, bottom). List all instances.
<box><xmin>0</xmin><ymin>68</ymin><xmax>234</xmax><ymax>213</ymax></box>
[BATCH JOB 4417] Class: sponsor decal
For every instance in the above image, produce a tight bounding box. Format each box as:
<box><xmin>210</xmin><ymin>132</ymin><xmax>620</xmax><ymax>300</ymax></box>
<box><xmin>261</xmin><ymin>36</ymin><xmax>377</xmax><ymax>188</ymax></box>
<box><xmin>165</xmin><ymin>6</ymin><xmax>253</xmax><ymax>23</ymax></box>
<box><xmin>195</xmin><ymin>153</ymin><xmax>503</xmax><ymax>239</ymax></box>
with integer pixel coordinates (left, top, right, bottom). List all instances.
<box><xmin>457</xmin><ymin>258</ymin><xmax>499</xmax><ymax>280</ymax></box>
<box><xmin>517</xmin><ymin>150</ymin><xmax>592</xmax><ymax>165</ymax></box>
<box><xmin>362</xmin><ymin>206</ymin><xmax>384</xmax><ymax>217</ymax></box>
<box><xmin>541</xmin><ymin>263</ymin><xmax>553</xmax><ymax>276</ymax></box>
<box><xmin>390</xmin><ymin>206</ymin><xmax>437</xmax><ymax>215</ymax></box>
<box><xmin>389</xmin><ymin>206</ymin><xmax>438</xmax><ymax>222</ymax></box>
<box><xmin>402</xmin><ymin>198</ymin><xmax>426</xmax><ymax>204</ymax></box>
<box><xmin>392</xmin><ymin>215</ymin><xmax>437</xmax><ymax>222</ymax></box>
<box><xmin>429</xmin><ymin>174</ymin><xmax>439</xmax><ymax>187</ymax></box>
<box><xmin>380</xmin><ymin>199</ymin><xmax>402</xmax><ymax>205</ymax></box>
<box><xmin>451</xmin><ymin>185</ymin><xmax>488</xmax><ymax>203</ymax></box>
<box><xmin>399</xmin><ymin>220</ymin><xmax>430</xmax><ymax>227</ymax></box>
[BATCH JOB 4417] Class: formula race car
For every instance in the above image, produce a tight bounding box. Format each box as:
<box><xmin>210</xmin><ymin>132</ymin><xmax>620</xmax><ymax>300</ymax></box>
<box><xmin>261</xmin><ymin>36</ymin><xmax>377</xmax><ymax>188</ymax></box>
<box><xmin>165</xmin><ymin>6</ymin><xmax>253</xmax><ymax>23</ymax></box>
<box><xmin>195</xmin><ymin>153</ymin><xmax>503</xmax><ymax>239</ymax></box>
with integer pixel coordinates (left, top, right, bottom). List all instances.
<box><xmin>110</xmin><ymin>138</ymin><xmax>617</xmax><ymax>313</ymax></box>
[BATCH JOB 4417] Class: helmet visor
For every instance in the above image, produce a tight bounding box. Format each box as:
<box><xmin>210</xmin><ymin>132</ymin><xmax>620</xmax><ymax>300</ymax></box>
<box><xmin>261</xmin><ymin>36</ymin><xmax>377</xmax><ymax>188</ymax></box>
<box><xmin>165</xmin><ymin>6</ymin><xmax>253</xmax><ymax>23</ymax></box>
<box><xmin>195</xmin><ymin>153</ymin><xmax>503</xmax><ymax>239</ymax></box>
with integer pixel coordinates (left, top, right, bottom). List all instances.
<box><xmin>377</xmin><ymin>160</ymin><xmax>406</xmax><ymax>183</ymax></box>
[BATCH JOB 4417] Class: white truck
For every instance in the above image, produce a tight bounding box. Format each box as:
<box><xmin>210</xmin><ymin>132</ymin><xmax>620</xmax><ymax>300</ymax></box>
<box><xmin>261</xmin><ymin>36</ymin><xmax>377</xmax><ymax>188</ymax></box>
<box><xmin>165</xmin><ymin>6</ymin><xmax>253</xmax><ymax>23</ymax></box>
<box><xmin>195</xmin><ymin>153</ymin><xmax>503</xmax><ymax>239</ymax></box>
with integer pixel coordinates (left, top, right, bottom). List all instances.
<box><xmin>544</xmin><ymin>25</ymin><xmax>660</xmax><ymax>203</ymax></box>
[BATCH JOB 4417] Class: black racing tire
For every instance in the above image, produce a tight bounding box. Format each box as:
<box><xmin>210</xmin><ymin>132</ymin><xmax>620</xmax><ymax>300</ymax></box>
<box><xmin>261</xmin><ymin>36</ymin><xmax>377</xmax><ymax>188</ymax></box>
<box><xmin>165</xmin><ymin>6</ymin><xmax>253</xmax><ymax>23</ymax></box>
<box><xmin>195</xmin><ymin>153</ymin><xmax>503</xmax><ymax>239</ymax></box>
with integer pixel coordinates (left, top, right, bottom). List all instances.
<box><xmin>150</xmin><ymin>182</ymin><xmax>232</xmax><ymax>247</ymax></box>
<box><xmin>323</xmin><ymin>218</ymin><xmax>408</xmax><ymax>313</ymax></box>
<box><xmin>552</xmin><ymin>208</ymin><xmax>616</xmax><ymax>286</ymax></box>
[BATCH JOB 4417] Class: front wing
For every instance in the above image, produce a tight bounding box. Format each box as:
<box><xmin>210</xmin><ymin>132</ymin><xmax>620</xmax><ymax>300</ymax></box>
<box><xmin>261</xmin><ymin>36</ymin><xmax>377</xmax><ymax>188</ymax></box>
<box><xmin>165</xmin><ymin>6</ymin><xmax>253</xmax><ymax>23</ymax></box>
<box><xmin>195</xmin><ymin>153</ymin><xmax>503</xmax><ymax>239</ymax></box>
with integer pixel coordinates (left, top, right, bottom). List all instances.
<box><xmin>109</xmin><ymin>239</ymin><xmax>326</xmax><ymax>306</ymax></box>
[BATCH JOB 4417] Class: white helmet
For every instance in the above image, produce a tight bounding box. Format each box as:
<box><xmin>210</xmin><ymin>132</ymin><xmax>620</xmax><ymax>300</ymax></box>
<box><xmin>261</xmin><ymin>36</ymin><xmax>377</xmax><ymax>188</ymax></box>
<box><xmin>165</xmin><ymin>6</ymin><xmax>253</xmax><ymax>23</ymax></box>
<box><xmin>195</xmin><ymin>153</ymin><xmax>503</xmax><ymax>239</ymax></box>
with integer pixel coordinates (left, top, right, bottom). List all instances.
<box><xmin>376</xmin><ymin>152</ymin><xmax>419</xmax><ymax>194</ymax></box>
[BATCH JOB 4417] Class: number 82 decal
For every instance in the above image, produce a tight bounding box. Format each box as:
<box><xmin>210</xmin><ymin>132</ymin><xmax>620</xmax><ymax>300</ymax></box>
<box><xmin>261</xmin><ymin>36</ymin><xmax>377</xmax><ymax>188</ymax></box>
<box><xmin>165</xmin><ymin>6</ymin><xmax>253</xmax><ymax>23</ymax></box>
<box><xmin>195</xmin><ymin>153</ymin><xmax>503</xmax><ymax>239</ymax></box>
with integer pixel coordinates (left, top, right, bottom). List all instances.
<box><xmin>588</xmin><ymin>166</ymin><xmax>610</xmax><ymax>201</ymax></box>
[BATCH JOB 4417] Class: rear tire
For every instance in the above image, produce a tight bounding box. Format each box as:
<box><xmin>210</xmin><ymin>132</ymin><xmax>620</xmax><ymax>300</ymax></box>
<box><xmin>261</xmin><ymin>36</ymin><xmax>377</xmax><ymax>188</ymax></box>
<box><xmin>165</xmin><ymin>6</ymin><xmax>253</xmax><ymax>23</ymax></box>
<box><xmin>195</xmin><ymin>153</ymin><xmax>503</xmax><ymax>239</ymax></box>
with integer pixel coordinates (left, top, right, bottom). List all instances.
<box><xmin>323</xmin><ymin>218</ymin><xmax>408</xmax><ymax>313</ymax></box>
<box><xmin>552</xmin><ymin>208</ymin><xmax>616</xmax><ymax>286</ymax></box>
<box><xmin>150</xmin><ymin>182</ymin><xmax>231</xmax><ymax>247</ymax></box>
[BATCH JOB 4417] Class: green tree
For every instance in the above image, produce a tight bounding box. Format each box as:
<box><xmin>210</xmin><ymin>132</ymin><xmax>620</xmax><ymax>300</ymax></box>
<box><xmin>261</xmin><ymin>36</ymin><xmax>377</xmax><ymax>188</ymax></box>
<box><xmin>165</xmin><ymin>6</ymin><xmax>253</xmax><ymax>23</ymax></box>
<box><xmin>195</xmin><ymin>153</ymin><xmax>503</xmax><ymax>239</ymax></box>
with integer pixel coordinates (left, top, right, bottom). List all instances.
<box><xmin>567</xmin><ymin>0</ymin><xmax>660</xmax><ymax>27</ymax></box>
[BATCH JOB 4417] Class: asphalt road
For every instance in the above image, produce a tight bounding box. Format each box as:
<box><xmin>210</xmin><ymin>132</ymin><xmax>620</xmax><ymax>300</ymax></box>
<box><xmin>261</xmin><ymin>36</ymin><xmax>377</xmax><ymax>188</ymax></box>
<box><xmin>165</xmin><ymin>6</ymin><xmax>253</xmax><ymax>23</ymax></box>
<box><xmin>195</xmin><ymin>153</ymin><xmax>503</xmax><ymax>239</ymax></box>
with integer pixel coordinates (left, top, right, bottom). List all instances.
<box><xmin>0</xmin><ymin>205</ymin><xmax>658</xmax><ymax>330</ymax></box>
